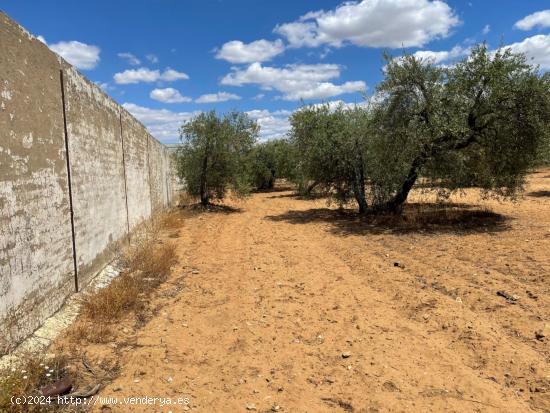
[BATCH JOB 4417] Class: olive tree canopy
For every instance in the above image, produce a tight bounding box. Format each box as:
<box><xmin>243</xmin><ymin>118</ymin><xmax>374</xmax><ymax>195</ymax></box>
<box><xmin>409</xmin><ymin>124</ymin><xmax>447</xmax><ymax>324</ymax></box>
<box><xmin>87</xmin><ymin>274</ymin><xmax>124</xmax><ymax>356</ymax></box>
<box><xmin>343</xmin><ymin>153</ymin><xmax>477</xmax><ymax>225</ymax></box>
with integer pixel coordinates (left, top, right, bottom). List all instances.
<box><xmin>177</xmin><ymin>110</ymin><xmax>258</xmax><ymax>205</ymax></box>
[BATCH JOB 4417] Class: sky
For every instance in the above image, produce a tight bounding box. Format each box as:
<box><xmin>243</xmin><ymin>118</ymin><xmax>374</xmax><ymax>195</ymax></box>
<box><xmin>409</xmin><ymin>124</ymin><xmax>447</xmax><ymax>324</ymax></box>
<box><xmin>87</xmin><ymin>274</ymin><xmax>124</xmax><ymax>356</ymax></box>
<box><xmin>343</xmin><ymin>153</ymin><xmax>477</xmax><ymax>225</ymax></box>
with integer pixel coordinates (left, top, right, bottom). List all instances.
<box><xmin>3</xmin><ymin>0</ymin><xmax>550</xmax><ymax>143</ymax></box>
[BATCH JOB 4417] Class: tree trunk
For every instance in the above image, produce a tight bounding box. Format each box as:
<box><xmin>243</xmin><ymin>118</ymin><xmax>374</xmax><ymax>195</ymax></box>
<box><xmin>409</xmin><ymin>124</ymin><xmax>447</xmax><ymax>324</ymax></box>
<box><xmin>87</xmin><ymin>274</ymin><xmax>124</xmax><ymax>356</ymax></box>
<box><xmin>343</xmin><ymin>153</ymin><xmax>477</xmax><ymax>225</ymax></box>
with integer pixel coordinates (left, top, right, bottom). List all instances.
<box><xmin>383</xmin><ymin>158</ymin><xmax>422</xmax><ymax>213</ymax></box>
<box><xmin>305</xmin><ymin>180</ymin><xmax>318</xmax><ymax>195</ymax></box>
<box><xmin>354</xmin><ymin>189</ymin><xmax>368</xmax><ymax>214</ymax></box>
<box><xmin>200</xmin><ymin>153</ymin><xmax>209</xmax><ymax>205</ymax></box>
<box><xmin>353</xmin><ymin>141</ymin><xmax>368</xmax><ymax>214</ymax></box>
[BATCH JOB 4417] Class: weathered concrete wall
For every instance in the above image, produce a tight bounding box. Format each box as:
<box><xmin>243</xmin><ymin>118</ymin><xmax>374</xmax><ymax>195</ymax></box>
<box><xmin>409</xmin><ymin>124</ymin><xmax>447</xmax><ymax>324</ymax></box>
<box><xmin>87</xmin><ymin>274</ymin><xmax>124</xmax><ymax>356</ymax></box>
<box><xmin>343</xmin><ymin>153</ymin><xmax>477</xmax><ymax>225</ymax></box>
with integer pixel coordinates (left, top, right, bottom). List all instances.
<box><xmin>148</xmin><ymin>137</ymin><xmax>167</xmax><ymax>211</ymax></box>
<box><xmin>62</xmin><ymin>64</ymin><xmax>129</xmax><ymax>288</ymax></box>
<box><xmin>121</xmin><ymin>111</ymin><xmax>152</xmax><ymax>229</ymax></box>
<box><xmin>0</xmin><ymin>12</ymin><xmax>177</xmax><ymax>354</ymax></box>
<box><xmin>0</xmin><ymin>12</ymin><xmax>75</xmax><ymax>354</ymax></box>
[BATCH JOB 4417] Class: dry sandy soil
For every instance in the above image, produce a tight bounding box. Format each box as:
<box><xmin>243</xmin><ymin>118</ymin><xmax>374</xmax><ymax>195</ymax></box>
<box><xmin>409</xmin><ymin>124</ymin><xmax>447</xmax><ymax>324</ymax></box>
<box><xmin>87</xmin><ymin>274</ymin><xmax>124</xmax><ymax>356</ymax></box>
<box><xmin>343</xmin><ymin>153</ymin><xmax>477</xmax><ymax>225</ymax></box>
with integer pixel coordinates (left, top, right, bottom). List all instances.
<box><xmin>64</xmin><ymin>170</ymin><xmax>549</xmax><ymax>412</ymax></box>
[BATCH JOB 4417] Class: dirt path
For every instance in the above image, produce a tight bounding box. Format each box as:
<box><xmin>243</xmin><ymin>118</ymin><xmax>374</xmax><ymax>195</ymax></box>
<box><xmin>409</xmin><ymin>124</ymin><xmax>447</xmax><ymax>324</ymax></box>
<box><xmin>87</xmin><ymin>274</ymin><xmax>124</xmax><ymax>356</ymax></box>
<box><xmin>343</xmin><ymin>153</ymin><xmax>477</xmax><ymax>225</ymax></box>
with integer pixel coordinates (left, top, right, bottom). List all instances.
<box><xmin>92</xmin><ymin>171</ymin><xmax>549</xmax><ymax>413</ymax></box>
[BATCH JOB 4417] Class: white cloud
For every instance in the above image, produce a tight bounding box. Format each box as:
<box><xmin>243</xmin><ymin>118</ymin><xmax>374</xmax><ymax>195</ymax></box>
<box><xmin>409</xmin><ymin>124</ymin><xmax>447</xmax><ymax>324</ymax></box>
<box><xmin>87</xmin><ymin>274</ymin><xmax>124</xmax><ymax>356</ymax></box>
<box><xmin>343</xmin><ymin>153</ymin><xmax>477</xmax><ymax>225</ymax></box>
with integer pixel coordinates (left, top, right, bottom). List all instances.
<box><xmin>114</xmin><ymin>68</ymin><xmax>159</xmax><ymax>84</ymax></box>
<box><xmin>216</xmin><ymin>39</ymin><xmax>285</xmax><ymax>63</ymax></box>
<box><xmin>44</xmin><ymin>39</ymin><xmax>100</xmax><ymax>70</ymax></box>
<box><xmin>117</xmin><ymin>52</ymin><xmax>141</xmax><ymax>65</ymax></box>
<box><xmin>221</xmin><ymin>62</ymin><xmax>366</xmax><ymax>101</ymax></box>
<box><xmin>246</xmin><ymin>109</ymin><xmax>291</xmax><ymax>140</ymax></box>
<box><xmin>150</xmin><ymin>88</ymin><xmax>192</xmax><ymax>103</ymax></box>
<box><xmin>123</xmin><ymin>102</ymin><xmax>199</xmax><ymax>142</ymax></box>
<box><xmin>411</xmin><ymin>45</ymin><xmax>469</xmax><ymax>64</ymax></box>
<box><xmin>161</xmin><ymin>68</ymin><xmax>189</xmax><ymax>81</ymax></box>
<box><xmin>514</xmin><ymin>10</ymin><xmax>550</xmax><ymax>31</ymax></box>
<box><xmin>482</xmin><ymin>24</ymin><xmax>490</xmax><ymax>35</ymax></box>
<box><xmin>505</xmin><ymin>34</ymin><xmax>550</xmax><ymax>69</ymax></box>
<box><xmin>146</xmin><ymin>54</ymin><xmax>159</xmax><ymax>64</ymax></box>
<box><xmin>114</xmin><ymin>67</ymin><xmax>189</xmax><ymax>84</ymax></box>
<box><xmin>274</xmin><ymin>0</ymin><xmax>459</xmax><ymax>49</ymax></box>
<box><xmin>289</xmin><ymin>81</ymin><xmax>367</xmax><ymax>101</ymax></box>
<box><xmin>124</xmin><ymin>103</ymin><xmax>293</xmax><ymax>142</ymax></box>
<box><xmin>195</xmin><ymin>92</ymin><xmax>241</xmax><ymax>103</ymax></box>
<box><xmin>247</xmin><ymin>103</ymin><xmax>370</xmax><ymax>140</ymax></box>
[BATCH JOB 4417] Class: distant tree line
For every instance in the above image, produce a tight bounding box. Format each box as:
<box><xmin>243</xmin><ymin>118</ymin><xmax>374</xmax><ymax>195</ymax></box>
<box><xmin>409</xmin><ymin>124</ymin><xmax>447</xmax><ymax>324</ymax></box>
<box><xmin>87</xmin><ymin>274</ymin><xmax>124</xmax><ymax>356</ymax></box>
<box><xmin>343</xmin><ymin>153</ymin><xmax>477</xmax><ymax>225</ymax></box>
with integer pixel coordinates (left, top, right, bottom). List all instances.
<box><xmin>176</xmin><ymin>44</ymin><xmax>550</xmax><ymax>213</ymax></box>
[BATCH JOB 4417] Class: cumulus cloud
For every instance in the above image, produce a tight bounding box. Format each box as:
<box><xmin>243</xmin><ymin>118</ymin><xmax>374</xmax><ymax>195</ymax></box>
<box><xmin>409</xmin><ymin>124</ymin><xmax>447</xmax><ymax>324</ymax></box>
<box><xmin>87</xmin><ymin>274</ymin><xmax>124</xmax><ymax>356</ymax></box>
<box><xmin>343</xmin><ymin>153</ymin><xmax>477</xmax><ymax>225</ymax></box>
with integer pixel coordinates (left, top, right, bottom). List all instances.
<box><xmin>514</xmin><ymin>10</ymin><xmax>550</xmax><ymax>31</ymax></box>
<box><xmin>123</xmin><ymin>102</ymin><xmax>199</xmax><ymax>142</ymax></box>
<box><xmin>195</xmin><ymin>92</ymin><xmax>241</xmax><ymax>103</ymax></box>
<box><xmin>114</xmin><ymin>68</ymin><xmax>158</xmax><ymax>84</ymax></box>
<box><xmin>221</xmin><ymin>62</ymin><xmax>366</xmax><ymax>101</ymax></box>
<box><xmin>216</xmin><ymin>39</ymin><xmax>285</xmax><ymax>63</ymax></box>
<box><xmin>117</xmin><ymin>52</ymin><xmax>141</xmax><ymax>65</ymax></box>
<box><xmin>41</xmin><ymin>38</ymin><xmax>100</xmax><ymax>70</ymax></box>
<box><xmin>247</xmin><ymin>103</ymin><xmax>369</xmax><ymax>140</ymax></box>
<box><xmin>125</xmin><ymin>103</ymin><xmax>292</xmax><ymax>141</ymax></box>
<box><xmin>161</xmin><ymin>68</ymin><xmax>189</xmax><ymax>81</ymax></box>
<box><xmin>246</xmin><ymin>109</ymin><xmax>292</xmax><ymax>140</ymax></box>
<box><xmin>482</xmin><ymin>24</ymin><xmax>491</xmax><ymax>35</ymax></box>
<box><xmin>114</xmin><ymin>67</ymin><xmax>189</xmax><ymax>84</ymax></box>
<box><xmin>150</xmin><ymin>88</ymin><xmax>192</xmax><ymax>103</ymax></box>
<box><xmin>411</xmin><ymin>45</ymin><xmax>469</xmax><ymax>64</ymax></box>
<box><xmin>274</xmin><ymin>0</ymin><xmax>459</xmax><ymax>49</ymax></box>
<box><xmin>505</xmin><ymin>34</ymin><xmax>550</xmax><ymax>69</ymax></box>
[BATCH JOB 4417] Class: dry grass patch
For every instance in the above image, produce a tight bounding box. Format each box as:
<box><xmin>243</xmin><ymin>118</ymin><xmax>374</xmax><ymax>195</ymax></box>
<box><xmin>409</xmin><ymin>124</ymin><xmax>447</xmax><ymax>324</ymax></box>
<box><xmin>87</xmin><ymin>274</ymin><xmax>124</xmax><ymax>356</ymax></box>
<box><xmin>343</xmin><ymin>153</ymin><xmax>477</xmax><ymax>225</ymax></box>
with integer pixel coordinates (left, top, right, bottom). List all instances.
<box><xmin>159</xmin><ymin>210</ymin><xmax>184</xmax><ymax>229</ymax></box>
<box><xmin>65</xmin><ymin>320</ymin><xmax>115</xmax><ymax>344</ymax></box>
<box><xmin>0</xmin><ymin>354</ymin><xmax>75</xmax><ymax>413</ymax></box>
<box><xmin>0</xmin><ymin>210</ymin><xmax>181</xmax><ymax>412</ymax></box>
<box><xmin>69</xmin><ymin>210</ymin><xmax>179</xmax><ymax>342</ymax></box>
<box><xmin>79</xmin><ymin>271</ymin><xmax>144</xmax><ymax>322</ymax></box>
<box><xmin>79</xmin><ymin>238</ymin><xmax>177</xmax><ymax>322</ymax></box>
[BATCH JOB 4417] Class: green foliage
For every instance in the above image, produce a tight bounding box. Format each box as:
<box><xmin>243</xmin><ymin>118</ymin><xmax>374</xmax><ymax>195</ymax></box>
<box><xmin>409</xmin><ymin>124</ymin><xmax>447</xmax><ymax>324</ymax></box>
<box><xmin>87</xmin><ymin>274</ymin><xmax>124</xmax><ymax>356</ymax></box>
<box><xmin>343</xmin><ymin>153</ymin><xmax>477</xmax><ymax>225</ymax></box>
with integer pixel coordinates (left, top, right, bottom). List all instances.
<box><xmin>177</xmin><ymin>110</ymin><xmax>258</xmax><ymax>204</ymax></box>
<box><xmin>288</xmin><ymin>44</ymin><xmax>550</xmax><ymax>214</ymax></box>
<box><xmin>248</xmin><ymin>139</ymin><xmax>296</xmax><ymax>190</ymax></box>
<box><xmin>374</xmin><ymin>44</ymin><xmax>550</xmax><ymax>211</ymax></box>
<box><xmin>289</xmin><ymin>103</ymin><xmax>371</xmax><ymax>211</ymax></box>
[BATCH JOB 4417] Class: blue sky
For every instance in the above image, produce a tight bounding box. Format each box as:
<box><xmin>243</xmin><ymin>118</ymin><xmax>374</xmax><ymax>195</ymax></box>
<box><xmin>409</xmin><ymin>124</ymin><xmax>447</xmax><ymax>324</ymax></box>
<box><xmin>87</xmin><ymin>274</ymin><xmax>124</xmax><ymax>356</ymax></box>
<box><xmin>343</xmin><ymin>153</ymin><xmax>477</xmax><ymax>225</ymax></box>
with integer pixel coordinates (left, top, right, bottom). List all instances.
<box><xmin>3</xmin><ymin>1</ymin><xmax>550</xmax><ymax>143</ymax></box>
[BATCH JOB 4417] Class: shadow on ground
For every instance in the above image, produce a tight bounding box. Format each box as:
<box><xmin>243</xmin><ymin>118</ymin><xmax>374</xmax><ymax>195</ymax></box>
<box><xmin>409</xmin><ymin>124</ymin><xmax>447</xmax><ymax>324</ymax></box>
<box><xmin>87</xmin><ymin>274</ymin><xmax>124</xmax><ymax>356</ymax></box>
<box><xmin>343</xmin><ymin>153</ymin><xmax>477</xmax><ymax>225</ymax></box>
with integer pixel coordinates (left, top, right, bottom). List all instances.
<box><xmin>254</xmin><ymin>185</ymin><xmax>295</xmax><ymax>194</ymax></box>
<box><xmin>181</xmin><ymin>203</ymin><xmax>243</xmax><ymax>215</ymax></box>
<box><xmin>266</xmin><ymin>203</ymin><xmax>511</xmax><ymax>235</ymax></box>
<box><xmin>267</xmin><ymin>191</ymin><xmax>328</xmax><ymax>200</ymax></box>
<box><xmin>527</xmin><ymin>190</ymin><xmax>550</xmax><ymax>198</ymax></box>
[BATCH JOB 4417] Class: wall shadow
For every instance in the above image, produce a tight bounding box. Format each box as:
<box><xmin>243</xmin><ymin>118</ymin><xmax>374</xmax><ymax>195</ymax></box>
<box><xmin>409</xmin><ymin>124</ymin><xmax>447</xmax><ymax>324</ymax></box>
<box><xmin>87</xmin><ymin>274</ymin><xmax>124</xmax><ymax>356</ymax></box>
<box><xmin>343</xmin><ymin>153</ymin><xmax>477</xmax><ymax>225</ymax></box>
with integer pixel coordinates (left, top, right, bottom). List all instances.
<box><xmin>527</xmin><ymin>190</ymin><xmax>550</xmax><ymax>198</ymax></box>
<box><xmin>265</xmin><ymin>203</ymin><xmax>510</xmax><ymax>236</ymax></box>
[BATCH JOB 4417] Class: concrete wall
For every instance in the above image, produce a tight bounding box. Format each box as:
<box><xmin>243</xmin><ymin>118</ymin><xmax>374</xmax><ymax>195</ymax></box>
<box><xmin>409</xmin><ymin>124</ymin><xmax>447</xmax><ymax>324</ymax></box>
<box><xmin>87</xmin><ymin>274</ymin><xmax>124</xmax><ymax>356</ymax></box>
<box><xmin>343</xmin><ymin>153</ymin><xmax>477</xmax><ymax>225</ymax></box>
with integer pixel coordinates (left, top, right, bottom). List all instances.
<box><xmin>148</xmin><ymin>137</ymin><xmax>167</xmax><ymax>211</ymax></box>
<box><xmin>121</xmin><ymin>111</ymin><xmax>152</xmax><ymax>229</ymax></box>
<box><xmin>62</xmin><ymin>64</ymin><xmax>130</xmax><ymax>287</ymax></box>
<box><xmin>0</xmin><ymin>14</ymin><xmax>75</xmax><ymax>354</ymax></box>
<box><xmin>0</xmin><ymin>12</ymin><xmax>177</xmax><ymax>354</ymax></box>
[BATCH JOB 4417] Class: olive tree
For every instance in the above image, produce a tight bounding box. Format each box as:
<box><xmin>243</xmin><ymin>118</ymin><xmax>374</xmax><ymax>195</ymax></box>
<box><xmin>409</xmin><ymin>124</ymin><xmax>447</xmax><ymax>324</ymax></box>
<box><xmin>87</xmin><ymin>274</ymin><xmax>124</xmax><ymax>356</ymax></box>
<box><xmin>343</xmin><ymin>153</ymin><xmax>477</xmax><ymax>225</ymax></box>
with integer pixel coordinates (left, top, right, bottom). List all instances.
<box><xmin>289</xmin><ymin>103</ymin><xmax>372</xmax><ymax>212</ymax></box>
<box><xmin>177</xmin><ymin>110</ymin><xmax>258</xmax><ymax>205</ymax></box>
<box><xmin>248</xmin><ymin>139</ymin><xmax>296</xmax><ymax>190</ymax></box>
<box><xmin>372</xmin><ymin>44</ymin><xmax>550</xmax><ymax>212</ymax></box>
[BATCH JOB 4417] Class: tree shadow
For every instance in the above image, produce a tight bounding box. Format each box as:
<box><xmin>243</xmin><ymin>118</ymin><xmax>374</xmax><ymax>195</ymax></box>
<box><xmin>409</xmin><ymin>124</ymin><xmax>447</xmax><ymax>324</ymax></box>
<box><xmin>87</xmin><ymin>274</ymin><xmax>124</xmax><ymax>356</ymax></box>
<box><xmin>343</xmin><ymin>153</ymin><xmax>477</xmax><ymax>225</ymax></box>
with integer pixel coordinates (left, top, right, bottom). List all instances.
<box><xmin>253</xmin><ymin>185</ymin><xmax>295</xmax><ymax>194</ymax></box>
<box><xmin>527</xmin><ymin>190</ymin><xmax>550</xmax><ymax>198</ymax></box>
<box><xmin>267</xmin><ymin>191</ymin><xmax>328</xmax><ymax>200</ymax></box>
<box><xmin>265</xmin><ymin>202</ymin><xmax>510</xmax><ymax>236</ymax></box>
<box><xmin>180</xmin><ymin>202</ymin><xmax>243</xmax><ymax>215</ymax></box>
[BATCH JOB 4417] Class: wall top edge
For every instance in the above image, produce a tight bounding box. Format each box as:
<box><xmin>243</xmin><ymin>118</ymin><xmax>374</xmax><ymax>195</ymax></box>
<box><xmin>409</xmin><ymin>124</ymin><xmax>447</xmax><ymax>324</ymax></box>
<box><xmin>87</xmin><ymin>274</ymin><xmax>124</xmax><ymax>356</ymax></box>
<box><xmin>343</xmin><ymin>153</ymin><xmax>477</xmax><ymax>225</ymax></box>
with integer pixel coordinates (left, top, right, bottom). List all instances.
<box><xmin>0</xmin><ymin>10</ymin><xmax>167</xmax><ymax>149</ymax></box>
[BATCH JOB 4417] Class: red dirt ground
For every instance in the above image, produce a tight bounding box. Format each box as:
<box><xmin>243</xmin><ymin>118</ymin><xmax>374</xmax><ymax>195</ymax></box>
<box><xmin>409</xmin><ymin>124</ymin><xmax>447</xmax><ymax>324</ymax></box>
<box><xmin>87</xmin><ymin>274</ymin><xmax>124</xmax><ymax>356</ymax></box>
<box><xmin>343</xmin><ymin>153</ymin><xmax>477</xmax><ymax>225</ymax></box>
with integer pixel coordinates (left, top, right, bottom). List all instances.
<box><xmin>59</xmin><ymin>170</ymin><xmax>549</xmax><ymax>412</ymax></box>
